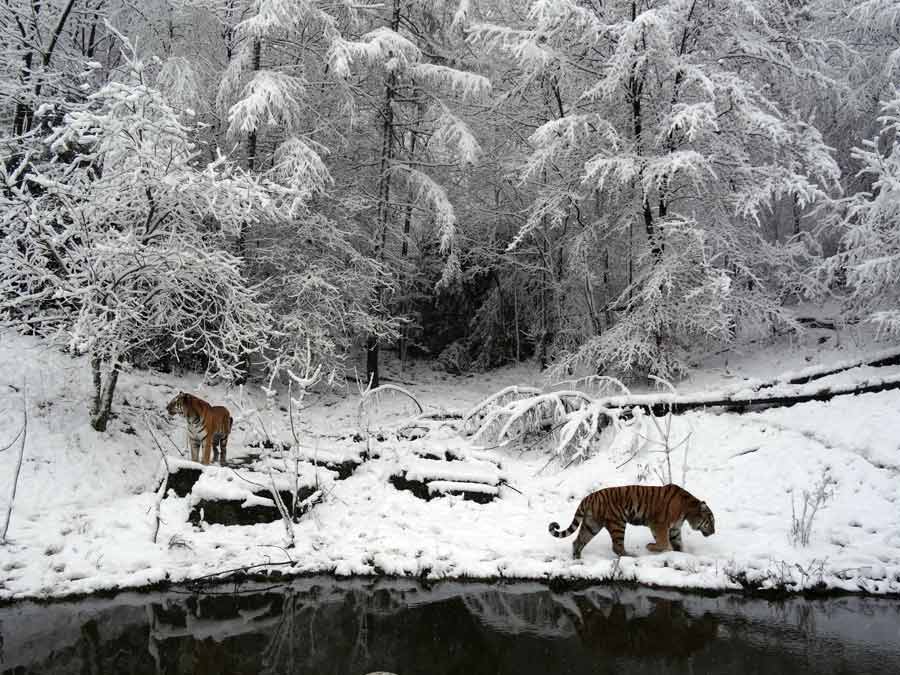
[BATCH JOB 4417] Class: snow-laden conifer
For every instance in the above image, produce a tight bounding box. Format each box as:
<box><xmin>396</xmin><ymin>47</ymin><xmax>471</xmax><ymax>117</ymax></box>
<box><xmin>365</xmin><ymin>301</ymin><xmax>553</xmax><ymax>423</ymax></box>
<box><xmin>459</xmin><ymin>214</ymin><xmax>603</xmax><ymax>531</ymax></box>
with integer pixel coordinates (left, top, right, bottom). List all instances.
<box><xmin>472</xmin><ymin>0</ymin><xmax>840</xmax><ymax>377</ymax></box>
<box><xmin>826</xmin><ymin>88</ymin><xmax>900</xmax><ymax>334</ymax></box>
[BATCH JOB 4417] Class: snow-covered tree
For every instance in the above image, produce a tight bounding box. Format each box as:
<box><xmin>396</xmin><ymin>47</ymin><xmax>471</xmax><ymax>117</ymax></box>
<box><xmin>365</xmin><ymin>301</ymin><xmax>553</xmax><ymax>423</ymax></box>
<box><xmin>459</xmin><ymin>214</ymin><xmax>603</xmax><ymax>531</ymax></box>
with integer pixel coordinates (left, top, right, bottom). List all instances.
<box><xmin>472</xmin><ymin>0</ymin><xmax>840</xmax><ymax>378</ymax></box>
<box><xmin>825</xmin><ymin>88</ymin><xmax>900</xmax><ymax>333</ymax></box>
<box><xmin>0</xmin><ymin>41</ymin><xmax>274</xmax><ymax>430</ymax></box>
<box><xmin>216</xmin><ymin>0</ymin><xmax>490</xmax><ymax>385</ymax></box>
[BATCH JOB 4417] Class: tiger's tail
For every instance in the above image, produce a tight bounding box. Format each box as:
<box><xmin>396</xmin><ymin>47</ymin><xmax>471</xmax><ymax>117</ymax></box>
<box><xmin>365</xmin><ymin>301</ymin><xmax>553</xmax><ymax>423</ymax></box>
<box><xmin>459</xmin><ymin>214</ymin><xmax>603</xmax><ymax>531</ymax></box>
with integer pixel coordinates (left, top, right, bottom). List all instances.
<box><xmin>549</xmin><ymin>503</ymin><xmax>583</xmax><ymax>538</ymax></box>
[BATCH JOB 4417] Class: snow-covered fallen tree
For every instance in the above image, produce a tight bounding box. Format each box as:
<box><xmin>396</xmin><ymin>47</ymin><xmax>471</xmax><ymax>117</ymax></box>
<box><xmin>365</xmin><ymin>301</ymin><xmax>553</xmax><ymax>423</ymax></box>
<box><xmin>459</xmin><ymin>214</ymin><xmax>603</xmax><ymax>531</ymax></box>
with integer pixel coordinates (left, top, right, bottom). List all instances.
<box><xmin>468</xmin><ymin>348</ymin><xmax>900</xmax><ymax>462</ymax></box>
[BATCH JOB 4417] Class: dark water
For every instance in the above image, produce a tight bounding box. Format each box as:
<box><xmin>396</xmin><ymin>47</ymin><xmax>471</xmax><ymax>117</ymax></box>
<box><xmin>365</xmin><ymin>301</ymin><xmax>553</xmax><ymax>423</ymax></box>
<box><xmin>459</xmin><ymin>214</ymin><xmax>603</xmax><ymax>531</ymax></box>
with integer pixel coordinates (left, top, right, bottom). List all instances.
<box><xmin>2</xmin><ymin>577</ymin><xmax>899</xmax><ymax>674</ymax></box>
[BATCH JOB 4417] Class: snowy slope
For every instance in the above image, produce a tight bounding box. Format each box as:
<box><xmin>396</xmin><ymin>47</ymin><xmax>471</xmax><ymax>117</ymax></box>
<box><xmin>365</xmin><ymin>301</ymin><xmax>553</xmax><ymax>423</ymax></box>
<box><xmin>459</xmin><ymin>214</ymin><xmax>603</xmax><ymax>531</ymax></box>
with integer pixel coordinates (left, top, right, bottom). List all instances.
<box><xmin>1</xmin><ymin>326</ymin><xmax>899</xmax><ymax>600</ymax></box>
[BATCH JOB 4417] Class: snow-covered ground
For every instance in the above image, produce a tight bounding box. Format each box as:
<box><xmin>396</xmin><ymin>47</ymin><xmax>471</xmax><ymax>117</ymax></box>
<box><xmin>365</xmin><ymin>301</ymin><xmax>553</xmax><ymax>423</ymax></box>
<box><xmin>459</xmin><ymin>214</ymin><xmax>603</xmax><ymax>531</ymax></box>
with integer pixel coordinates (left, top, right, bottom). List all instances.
<box><xmin>1</xmin><ymin>321</ymin><xmax>899</xmax><ymax>601</ymax></box>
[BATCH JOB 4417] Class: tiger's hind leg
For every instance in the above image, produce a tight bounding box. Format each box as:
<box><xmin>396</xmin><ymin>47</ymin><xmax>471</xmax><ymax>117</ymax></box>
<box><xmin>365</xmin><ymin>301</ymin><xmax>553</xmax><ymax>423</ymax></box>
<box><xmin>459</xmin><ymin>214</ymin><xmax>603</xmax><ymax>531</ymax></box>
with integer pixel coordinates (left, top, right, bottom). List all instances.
<box><xmin>669</xmin><ymin>526</ymin><xmax>683</xmax><ymax>552</ymax></box>
<box><xmin>606</xmin><ymin>519</ymin><xmax>627</xmax><ymax>557</ymax></box>
<box><xmin>217</xmin><ymin>434</ymin><xmax>228</xmax><ymax>467</ymax></box>
<box><xmin>572</xmin><ymin>517</ymin><xmax>601</xmax><ymax>559</ymax></box>
<box><xmin>647</xmin><ymin>523</ymin><xmax>673</xmax><ymax>552</ymax></box>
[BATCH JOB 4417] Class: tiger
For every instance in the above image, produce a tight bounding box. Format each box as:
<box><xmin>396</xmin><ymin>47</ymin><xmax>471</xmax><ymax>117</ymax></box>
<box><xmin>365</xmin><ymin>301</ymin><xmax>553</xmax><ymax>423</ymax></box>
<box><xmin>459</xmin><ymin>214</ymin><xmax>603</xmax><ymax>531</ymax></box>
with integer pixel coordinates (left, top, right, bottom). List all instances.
<box><xmin>549</xmin><ymin>484</ymin><xmax>715</xmax><ymax>558</ymax></box>
<box><xmin>165</xmin><ymin>392</ymin><xmax>233</xmax><ymax>466</ymax></box>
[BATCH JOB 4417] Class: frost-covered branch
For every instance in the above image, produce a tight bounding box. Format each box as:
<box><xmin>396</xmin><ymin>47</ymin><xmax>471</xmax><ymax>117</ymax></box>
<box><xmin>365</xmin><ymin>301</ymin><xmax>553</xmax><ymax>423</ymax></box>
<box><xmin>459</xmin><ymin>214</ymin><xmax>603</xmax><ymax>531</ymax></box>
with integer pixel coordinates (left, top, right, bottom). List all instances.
<box><xmin>1</xmin><ymin>389</ymin><xmax>27</xmax><ymax>544</ymax></box>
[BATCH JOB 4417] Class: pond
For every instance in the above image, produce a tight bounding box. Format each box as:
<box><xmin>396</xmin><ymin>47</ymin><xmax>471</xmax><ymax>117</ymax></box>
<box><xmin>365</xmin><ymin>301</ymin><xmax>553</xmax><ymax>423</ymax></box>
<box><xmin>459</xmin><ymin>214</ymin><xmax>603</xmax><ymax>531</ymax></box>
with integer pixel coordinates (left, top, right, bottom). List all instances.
<box><xmin>2</xmin><ymin>577</ymin><xmax>899</xmax><ymax>674</ymax></box>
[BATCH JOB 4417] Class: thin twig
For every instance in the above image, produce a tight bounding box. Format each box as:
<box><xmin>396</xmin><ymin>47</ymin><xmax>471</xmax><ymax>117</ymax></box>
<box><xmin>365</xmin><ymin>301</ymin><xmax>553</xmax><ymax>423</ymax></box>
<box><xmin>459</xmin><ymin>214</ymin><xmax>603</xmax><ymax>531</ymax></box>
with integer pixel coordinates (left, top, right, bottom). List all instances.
<box><xmin>145</xmin><ymin>418</ymin><xmax>171</xmax><ymax>545</ymax></box>
<box><xmin>1</xmin><ymin>386</ymin><xmax>27</xmax><ymax>544</ymax></box>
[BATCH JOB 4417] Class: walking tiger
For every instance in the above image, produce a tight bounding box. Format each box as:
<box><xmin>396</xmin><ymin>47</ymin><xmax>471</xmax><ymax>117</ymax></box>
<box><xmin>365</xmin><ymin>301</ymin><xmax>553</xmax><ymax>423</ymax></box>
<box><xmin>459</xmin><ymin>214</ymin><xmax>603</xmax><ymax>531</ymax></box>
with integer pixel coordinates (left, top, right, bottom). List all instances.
<box><xmin>166</xmin><ymin>392</ymin><xmax>233</xmax><ymax>466</ymax></box>
<box><xmin>549</xmin><ymin>484</ymin><xmax>715</xmax><ymax>558</ymax></box>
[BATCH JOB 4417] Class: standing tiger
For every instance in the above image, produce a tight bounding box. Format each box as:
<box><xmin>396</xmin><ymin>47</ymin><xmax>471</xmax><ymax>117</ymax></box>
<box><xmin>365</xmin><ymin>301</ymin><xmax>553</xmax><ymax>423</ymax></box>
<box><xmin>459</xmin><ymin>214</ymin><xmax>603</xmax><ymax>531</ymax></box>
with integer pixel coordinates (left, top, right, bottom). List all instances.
<box><xmin>165</xmin><ymin>392</ymin><xmax>233</xmax><ymax>466</ymax></box>
<box><xmin>549</xmin><ymin>484</ymin><xmax>715</xmax><ymax>558</ymax></box>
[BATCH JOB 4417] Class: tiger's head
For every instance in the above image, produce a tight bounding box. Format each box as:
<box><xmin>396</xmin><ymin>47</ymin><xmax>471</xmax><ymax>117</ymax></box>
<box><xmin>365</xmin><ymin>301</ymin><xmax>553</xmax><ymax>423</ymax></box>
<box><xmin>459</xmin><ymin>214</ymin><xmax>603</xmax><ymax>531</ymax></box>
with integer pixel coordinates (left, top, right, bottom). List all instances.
<box><xmin>166</xmin><ymin>392</ymin><xmax>188</xmax><ymax>416</ymax></box>
<box><xmin>687</xmin><ymin>500</ymin><xmax>716</xmax><ymax>537</ymax></box>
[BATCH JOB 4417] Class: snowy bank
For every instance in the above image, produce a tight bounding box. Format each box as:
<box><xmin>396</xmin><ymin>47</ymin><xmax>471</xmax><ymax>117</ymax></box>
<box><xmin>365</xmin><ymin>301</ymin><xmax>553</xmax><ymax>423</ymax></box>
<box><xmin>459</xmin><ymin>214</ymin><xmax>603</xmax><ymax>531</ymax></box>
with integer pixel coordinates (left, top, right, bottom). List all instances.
<box><xmin>1</xmin><ymin>331</ymin><xmax>899</xmax><ymax>600</ymax></box>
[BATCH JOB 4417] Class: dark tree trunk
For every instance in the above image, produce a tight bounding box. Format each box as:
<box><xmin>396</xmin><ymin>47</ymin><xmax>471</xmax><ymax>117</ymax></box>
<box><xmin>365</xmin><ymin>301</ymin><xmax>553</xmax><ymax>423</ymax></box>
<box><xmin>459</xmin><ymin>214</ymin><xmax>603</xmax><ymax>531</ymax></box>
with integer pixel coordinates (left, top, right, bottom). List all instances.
<box><xmin>90</xmin><ymin>353</ymin><xmax>102</xmax><ymax>418</ymax></box>
<box><xmin>397</xmin><ymin>99</ymin><xmax>424</xmax><ymax>367</ymax></box>
<box><xmin>238</xmin><ymin>38</ymin><xmax>262</xmax><ymax>262</ymax></box>
<box><xmin>89</xmin><ymin>358</ymin><xmax>120</xmax><ymax>432</ymax></box>
<box><xmin>365</xmin><ymin>335</ymin><xmax>380</xmax><ymax>389</ymax></box>
<box><xmin>234</xmin><ymin>38</ymin><xmax>263</xmax><ymax>386</ymax></box>
<box><xmin>366</xmin><ymin>0</ymin><xmax>402</xmax><ymax>389</ymax></box>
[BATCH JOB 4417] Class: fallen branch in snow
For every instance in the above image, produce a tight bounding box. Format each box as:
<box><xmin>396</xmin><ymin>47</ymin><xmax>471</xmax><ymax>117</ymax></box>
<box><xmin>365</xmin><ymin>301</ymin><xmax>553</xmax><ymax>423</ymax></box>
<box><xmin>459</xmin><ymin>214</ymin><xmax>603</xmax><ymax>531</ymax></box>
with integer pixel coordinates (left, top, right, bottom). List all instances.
<box><xmin>796</xmin><ymin>317</ymin><xmax>838</xmax><ymax>330</ymax></box>
<box><xmin>1</xmin><ymin>387</ymin><xmax>27</xmax><ymax>544</ymax></box>
<box><xmin>160</xmin><ymin>429</ymin><xmax>186</xmax><ymax>458</ymax></box>
<box><xmin>601</xmin><ymin>371</ymin><xmax>900</xmax><ymax>417</ymax></box>
<box><xmin>265</xmin><ymin>455</ymin><xmax>295</xmax><ymax>549</ymax></box>
<box><xmin>497</xmin><ymin>479</ymin><xmax>523</xmax><ymax>495</ymax></box>
<box><xmin>462</xmin><ymin>385</ymin><xmax>541</xmax><ymax>434</ymax></box>
<box><xmin>742</xmin><ymin>345</ymin><xmax>900</xmax><ymax>391</ymax></box>
<box><xmin>182</xmin><ymin>559</ymin><xmax>296</xmax><ymax>591</ymax></box>
<box><xmin>145</xmin><ymin>419</ymin><xmax>170</xmax><ymax>545</ymax></box>
<box><xmin>473</xmin><ymin>359</ymin><xmax>900</xmax><ymax>463</ymax></box>
<box><xmin>357</xmin><ymin>383</ymin><xmax>423</xmax><ymax>430</ymax></box>
<box><xmin>549</xmin><ymin>374</ymin><xmax>632</xmax><ymax>397</ymax></box>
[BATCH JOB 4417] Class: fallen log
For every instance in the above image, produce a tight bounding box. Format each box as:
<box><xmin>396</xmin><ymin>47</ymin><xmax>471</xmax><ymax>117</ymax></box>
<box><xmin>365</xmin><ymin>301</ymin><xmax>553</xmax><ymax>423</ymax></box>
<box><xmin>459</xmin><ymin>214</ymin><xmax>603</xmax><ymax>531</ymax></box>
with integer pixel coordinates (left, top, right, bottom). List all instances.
<box><xmin>470</xmin><ymin>352</ymin><xmax>900</xmax><ymax>458</ymax></box>
<box><xmin>600</xmin><ymin>372</ymin><xmax>900</xmax><ymax>418</ymax></box>
<box><xmin>750</xmin><ymin>346</ymin><xmax>900</xmax><ymax>389</ymax></box>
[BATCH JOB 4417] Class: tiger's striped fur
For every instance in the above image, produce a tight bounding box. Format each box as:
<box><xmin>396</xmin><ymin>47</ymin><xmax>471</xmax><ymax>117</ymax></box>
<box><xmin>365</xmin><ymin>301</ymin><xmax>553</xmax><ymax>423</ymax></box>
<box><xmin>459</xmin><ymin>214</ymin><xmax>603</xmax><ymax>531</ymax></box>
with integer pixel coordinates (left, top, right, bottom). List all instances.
<box><xmin>549</xmin><ymin>484</ymin><xmax>715</xmax><ymax>558</ymax></box>
<box><xmin>166</xmin><ymin>392</ymin><xmax>233</xmax><ymax>466</ymax></box>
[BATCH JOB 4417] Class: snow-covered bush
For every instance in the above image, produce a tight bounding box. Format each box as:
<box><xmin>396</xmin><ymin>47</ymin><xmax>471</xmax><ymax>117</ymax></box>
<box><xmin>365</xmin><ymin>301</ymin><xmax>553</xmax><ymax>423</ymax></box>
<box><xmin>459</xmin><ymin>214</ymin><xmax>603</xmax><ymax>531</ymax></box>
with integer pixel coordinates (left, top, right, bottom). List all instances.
<box><xmin>789</xmin><ymin>470</ymin><xmax>836</xmax><ymax>547</ymax></box>
<box><xmin>0</xmin><ymin>40</ymin><xmax>274</xmax><ymax>430</ymax></box>
<box><xmin>251</xmin><ymin>211</ymin><xmax>398</xmax><ymax>382</ymax></box>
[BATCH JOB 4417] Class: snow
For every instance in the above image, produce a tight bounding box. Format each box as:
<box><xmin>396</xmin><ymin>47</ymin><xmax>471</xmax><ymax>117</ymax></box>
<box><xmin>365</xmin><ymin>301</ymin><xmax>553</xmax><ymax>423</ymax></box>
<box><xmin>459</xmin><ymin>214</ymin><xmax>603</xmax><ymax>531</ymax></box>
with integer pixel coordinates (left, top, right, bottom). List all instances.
<box><xmin>402</xmin><ymin>457</ymin><xmax>501</xmax><ymax>484</ymax></box>
<box><xmin>2</xmin><ymin>328</ymin><xmax>900</xmax><ymax>600</ymax></box>
<box><xmin>427</xmin><ymin>480</ymin><xmax>500</xmax><ymax>496</ymax></box>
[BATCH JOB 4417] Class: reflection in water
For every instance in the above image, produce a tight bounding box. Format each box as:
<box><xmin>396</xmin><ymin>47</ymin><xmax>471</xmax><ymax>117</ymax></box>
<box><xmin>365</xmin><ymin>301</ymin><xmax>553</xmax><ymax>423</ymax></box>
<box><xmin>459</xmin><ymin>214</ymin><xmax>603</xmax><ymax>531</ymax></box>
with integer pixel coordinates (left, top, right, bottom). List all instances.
<box><xmin>2</xmin><ymin>577</ymin><xmax>899</xmax><ymax>675</ymax></box>
<box><xmin>566</xmin><ymin>597</ymin><xmax>719</xmax><ymax>658</ymax></box>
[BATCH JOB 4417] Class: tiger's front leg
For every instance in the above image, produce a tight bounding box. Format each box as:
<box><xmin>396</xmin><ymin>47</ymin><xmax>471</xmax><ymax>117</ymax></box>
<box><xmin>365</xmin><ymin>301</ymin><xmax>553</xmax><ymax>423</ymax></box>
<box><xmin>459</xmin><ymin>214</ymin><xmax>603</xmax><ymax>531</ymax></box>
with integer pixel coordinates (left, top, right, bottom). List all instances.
<box><xmin>646</xmin><ymin>523</ymin><xmax>672</xmax><ymax>552</ymax></box>
<box><xmin>669</xmin><ymin>526</ymin><xmax>683</xmax><ymax>552</ymax></box>
<box><xmin>189</xmin><ymin>438</ymin><xmax>201</xmax><ymax>463</ymax></box>
<box><xmin>607</xmin><ymin>520</ymin><xmax>627</xmax><ymax>557</ymax></box>
<box><xmin>202</xmin><ymin>434</ymin><xmax>213</xmax><ymax>465</ymax></box>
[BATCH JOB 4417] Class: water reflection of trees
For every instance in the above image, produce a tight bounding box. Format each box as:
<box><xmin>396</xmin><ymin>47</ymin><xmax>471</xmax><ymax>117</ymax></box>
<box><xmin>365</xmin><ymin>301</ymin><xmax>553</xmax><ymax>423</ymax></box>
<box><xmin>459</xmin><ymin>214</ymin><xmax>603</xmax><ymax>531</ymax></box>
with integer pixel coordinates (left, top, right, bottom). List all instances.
<box><xmin>3</xmin><ymin>578</ymin><xmax>899</xmax><ymax>674</ymax></box>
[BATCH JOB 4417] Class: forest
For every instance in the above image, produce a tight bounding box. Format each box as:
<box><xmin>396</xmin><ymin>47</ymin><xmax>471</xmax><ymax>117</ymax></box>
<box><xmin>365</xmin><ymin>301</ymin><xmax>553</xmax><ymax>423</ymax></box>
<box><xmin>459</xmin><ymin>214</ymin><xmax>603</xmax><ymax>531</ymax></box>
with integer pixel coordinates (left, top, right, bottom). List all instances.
<box><xmin>2</xmin><ymin>0</ymin><xmax>899</xmax><ymax>426</ymax></box>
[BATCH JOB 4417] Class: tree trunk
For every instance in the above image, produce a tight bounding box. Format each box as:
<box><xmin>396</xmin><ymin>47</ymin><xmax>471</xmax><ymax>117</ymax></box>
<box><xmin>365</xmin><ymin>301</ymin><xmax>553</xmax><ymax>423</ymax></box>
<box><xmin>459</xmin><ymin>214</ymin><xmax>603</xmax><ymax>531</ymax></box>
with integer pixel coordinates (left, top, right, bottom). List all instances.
<box><xmin>24</xmin><ymin>0</ymin><xmax>79</xmax><ymax>133</ymax></box>
<box><xmin>238</xmin><ymin>38</ymin><xmax>262</xmax><ymax>262</ymax></box>
<box><xmin>234</xmin><ymin>38</ymin><xmax>262</xmax><ymax>386</ymax></box>
<box><xmin>397</xmin><ymin>99</ymin><xmax>424</xmax><ymax>369</ymax></box>
<box><xmin>365</xmin><ymin>335</ymin><xmax>380</xmax><ymax>389</ymax></box>
<box><xmin>90</xmin><ymin>360</ymin><xmax>120</xmax><ymax>432</ymax></box>
<box><xmin>513</xmin><ymin>284</ymin><xmax>520</xmax><ymax>362</ymax></box>
<box><xmin>90</xmin><ymin>353</ymin><xmax>102</xmax><ymax>418</ymax></box>
<box><xmin>366</xmin><ymin>0</ymin><xmax>402</xmax><ymax>389</ymax></box>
